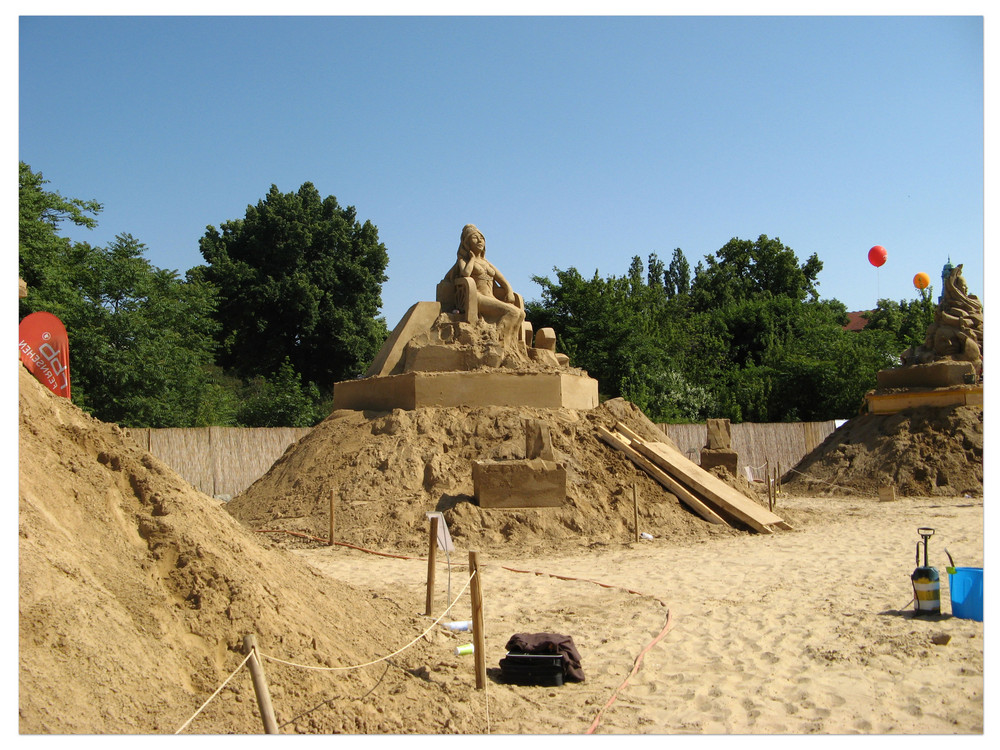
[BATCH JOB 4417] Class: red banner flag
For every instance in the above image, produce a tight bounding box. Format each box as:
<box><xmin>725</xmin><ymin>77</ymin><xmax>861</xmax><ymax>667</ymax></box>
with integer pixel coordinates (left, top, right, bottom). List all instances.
<box><xmin>19</xmin><ymin>311</ymin><xmax>71</xmax><ymax>399</ymax></box>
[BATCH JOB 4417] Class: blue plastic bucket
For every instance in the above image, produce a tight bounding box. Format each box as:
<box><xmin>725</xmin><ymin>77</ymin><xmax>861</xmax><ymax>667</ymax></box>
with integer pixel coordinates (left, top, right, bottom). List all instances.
<box><xmin>948</xmin><ymin>567</ymin><xmax>983</xmax><ymax>621</ymax></box>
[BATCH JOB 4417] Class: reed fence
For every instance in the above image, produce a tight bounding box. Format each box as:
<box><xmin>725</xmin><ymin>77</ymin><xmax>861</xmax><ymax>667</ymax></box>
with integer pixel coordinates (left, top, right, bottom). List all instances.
<box><xmin>658</xmin><ymin>420</ymin><xmax>838</xmax><ymax>479</ymax></box>
<box><xmin>128</xmin><ymin>420</ymin><xmax>836</xmax><ymax>500</ymax></box>
<box><xmin>127</xmin><ymin>427</ymin><xmax>312</xmax><ymax>498</ymax></box>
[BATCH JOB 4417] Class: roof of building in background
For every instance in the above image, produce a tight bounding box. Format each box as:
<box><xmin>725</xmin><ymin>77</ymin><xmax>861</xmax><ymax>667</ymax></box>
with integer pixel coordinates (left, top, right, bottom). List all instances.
<box><xmin>844</xmin><ymin>311</ymin><xmax>871</xmax><ymax>331</ymax></box>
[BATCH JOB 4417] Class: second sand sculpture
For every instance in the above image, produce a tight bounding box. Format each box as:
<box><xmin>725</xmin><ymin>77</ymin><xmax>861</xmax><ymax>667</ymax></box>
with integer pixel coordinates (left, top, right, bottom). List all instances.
<box><xmin>876</xmin><ymin>263</ymin><xmax>983</xmax><ymax>391</ymax></box>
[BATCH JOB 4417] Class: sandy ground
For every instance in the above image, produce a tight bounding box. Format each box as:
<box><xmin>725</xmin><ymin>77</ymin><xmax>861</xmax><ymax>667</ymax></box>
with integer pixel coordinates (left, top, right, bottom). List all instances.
<box><xmin>296</xmin><ymin>492</ymin><xmax>984</xmax><ymax>734</ymax></box>
<box><xmin>17</xmin><ymin>363</ymin><xmax>987</xmax><ymax>735</ymax></box>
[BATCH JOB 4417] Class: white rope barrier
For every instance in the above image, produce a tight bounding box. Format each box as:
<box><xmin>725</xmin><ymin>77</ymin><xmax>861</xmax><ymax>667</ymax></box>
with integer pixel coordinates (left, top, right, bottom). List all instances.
<box><xmin>173</xmin><ymin>571</ymin><xmax>476</xmax><ymax>733</ymax></box>
<box><xmin>261</xmin><ymin>570</ymin><xmax>476</xmax><ymax>672</ymax></box>
<box><xmin>174</xmin><ymin>651</ymin><xmax>253</xmax><ymax>734</ymax></box>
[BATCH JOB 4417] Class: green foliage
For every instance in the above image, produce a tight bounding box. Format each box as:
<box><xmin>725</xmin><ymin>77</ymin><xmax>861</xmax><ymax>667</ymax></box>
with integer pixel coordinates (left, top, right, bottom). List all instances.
<box><xmin>689</xmin><ymin>234</ymin><xmax>823</xmax><ymax>310</ymax></box>
<box><xmin>527</xmin><ymin>255</ymin><xmax>722</xmax><ymax>421</ymax></box>
<box><xmin>664</xmin><ymin>248</ymin><xmax>691</xmax><ymax>298</ymax></box>
<box><xmin>527</xmin><ymin>239</ymin><xmax>912</xmax><ymax>423</ymax></box>
<box><xmin>18</xmin><ymin>162</ymin><xmax>102</xmax><ymax>314</ymax></box>
<box><xmin>19</xmin><ymin>181</ymin><xmax>228</xmax><ymax>426</ymax></box>
<box><xmin>234</xmin><ymin>358</ymin><xmax>326</xmax><ymax>427</ymax></box>
<box><xmin>194</xmin><ymin>182</ymin><xmax>390</xmax><ymax>390</ymax></box>
<box><xmin>864</xmin><ymin>290</ymin><xmax>936</xmax><ymax>353</ymax></box>
<box><xmin>19</xmin><ymin>165</ymin><xmax>393</xmax><ymax>428</ymax></box>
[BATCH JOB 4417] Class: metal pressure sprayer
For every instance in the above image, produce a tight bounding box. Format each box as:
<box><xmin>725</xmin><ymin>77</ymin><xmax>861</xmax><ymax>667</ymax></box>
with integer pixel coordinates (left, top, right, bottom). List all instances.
<box><xmin>911</xmin><ymin>527</ymin><xmax>941</xmax><ymax>616</ymax></box>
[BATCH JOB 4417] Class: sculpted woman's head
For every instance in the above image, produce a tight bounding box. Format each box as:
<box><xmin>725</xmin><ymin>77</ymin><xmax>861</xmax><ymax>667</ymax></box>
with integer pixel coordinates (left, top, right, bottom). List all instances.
<box><xmin>459</xmin><ymin>224</ymin><xmax>486</xmax><ymax>257</ymax></box>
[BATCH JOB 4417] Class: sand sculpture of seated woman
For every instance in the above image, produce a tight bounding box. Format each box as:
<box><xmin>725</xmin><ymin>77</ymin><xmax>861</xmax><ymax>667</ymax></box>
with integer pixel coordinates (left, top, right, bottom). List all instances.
<box><xmin>437</xmin><ymin>224</ymin><xmax>527</xmax><ymax>354</ymax></box>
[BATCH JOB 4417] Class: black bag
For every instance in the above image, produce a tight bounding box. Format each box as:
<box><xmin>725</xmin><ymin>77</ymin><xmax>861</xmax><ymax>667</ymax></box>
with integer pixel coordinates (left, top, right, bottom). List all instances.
<box><xmin>498</xmin><ymin>632</ymin><xmax>585</xmax><ymax>686</ymax></box>
<box><xmin>498</xmin><ymin>651</ymin><xmax>567</xmax><ymax>686</ymax></box>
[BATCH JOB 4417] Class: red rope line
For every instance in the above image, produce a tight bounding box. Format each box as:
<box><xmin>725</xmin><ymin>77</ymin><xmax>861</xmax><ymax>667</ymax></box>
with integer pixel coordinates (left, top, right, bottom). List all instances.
<box><xmin>499</xmin><ymin>565</ymin><xmax>667</xmax><ymax>605</ymax></box>
<box><xmin>585</xmin><ymin>608</ymin><xmax>674</xmax><ymax>734</ymax></box>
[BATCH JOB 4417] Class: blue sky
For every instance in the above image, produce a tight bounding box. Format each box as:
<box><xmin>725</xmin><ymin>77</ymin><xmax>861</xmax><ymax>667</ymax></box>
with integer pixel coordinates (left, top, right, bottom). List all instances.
<box><xmin>17</xmin><ymin>12</ymin><xmax>987</xmax><ymax>329</ymax></box>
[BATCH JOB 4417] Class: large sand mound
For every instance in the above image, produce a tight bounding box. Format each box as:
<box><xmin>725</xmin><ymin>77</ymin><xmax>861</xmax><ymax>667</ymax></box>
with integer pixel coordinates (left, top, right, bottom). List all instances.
<box><xmin>226</xmin><ymin>399</ymin><xmax>753</xmax><ymax>554</ymax></box>
<box><xmin>782</xmin><ymin>405</ymin><xmax>983</xmax><ymax>497</ymax></box>
<box><xmin>17</xmin><ymin>364</ymin><xmax>489</xmax><ymax>733</ymax></box>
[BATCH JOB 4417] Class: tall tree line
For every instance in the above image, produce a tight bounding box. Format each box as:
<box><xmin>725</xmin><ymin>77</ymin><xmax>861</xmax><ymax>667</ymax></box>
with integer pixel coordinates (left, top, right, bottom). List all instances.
<box><xmin>19</xmin><ymin>162</ymin><xmax>935</xmax><ymax>426</ymax></box>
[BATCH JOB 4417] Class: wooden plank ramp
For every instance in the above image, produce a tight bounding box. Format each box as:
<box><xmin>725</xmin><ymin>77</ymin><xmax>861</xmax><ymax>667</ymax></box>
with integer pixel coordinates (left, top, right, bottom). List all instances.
<box><xmin>596</xmin><ymin>426</ymin><xmax>728</xmax><ymax>526</ymax></box>
<box><xmin>613</xmin><ymin>422</ymin><xmax>791</xmax><ymax>534</ymax></box>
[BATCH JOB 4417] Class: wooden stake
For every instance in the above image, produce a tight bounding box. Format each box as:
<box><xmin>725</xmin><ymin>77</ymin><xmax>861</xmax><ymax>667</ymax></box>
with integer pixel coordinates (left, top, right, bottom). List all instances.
<box><xmin>469</xmin><ymin>550</ymin><xmax>486</xmax><ymax>690</ymax></box>
<box><xmin>328</xmin><ymin>490</ymin><xmax>335</xmax><ymax>546</ymax></box>
<box><xmin>424</xmin><ymin>515</ymin><xmax>439</xmax><ymax>617</ymax></box>
<box><xmin>632</xmin><ymin>484</ymin><xmax>640</xmax><ymax>543</ymax></box>
<box><xmin>242</xmin><ymin>635</ymin><xmax>279</xmax><ymax>734</ymax></box>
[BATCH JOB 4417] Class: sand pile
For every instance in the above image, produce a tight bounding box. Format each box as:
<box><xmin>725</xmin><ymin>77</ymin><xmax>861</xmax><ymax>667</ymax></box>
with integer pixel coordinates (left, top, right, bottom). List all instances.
<box><xmin>225</xmin><ymin>399</ymin><xmax>758</xmax><ymax>555</ymax></box>
<box><xmin>782</xmin><ymin>405</ymin><xmax>983</xmax><ymax>497</ymax></box>
<box><xmin>17</xmin><ymin>364</ymin><xmax>491</xmax><ymax>734</ymax></box>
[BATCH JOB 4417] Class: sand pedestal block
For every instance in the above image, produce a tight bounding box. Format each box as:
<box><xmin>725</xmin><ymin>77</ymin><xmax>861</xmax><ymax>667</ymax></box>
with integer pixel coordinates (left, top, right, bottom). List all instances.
<box><xmin>333</xmin><ymin>370</ymin><xmax>599</xmax><ymax>411</ymax></box>
<box><xmin>472</xmin><ymin>458</ymin><xmax>566</xmax><ymax>508</ymax></box>
<box><xmin>876</xmin><ymin>361</ymin><xmax>976</xmax><ymax>389</ymax></box>
<box><xmin>864</xmin><ymin>384</ymin><xmax>983</xmax><ymax>414</ymax></box>
<box><xmin>699</xmin><ymin>448</ymin><xmax>739</xmax><ymax>475</ymax></box>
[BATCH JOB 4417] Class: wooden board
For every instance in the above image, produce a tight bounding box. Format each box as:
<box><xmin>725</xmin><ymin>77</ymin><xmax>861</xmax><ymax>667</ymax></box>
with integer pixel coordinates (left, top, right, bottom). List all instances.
<box><xmin>596</xmin><ymin>426</ymin><xmax>728</xmax><ymax>526</ymax></box>
<box><xmin>615</xmin><ymin>422</ymin><xmax>786</xmax><ymax>534</ymax></box>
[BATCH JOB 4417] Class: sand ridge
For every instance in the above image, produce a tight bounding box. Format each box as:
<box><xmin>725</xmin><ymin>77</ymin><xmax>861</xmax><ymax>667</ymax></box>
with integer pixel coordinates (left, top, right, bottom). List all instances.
<box><xmin>784</xmin><ymin>405</ymin><xmax>983</xmax><ymax>497</ymax></box>
<box><xmin>225</xmin><ymin>398</ymin><xmax>766</xmax><ymax>555</ymax></box>
<box><xmin>18</xmin><ymin>364</ymin><xmax>487</xmax><ymax>733</ymax></box>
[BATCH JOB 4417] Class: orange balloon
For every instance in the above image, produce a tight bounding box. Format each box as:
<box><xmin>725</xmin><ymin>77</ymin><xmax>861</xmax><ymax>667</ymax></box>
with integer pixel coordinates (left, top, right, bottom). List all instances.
<box><xmin>913</xmin><ymin>272</ymin><xmax>930</xmax><ymax>290</ymax></box>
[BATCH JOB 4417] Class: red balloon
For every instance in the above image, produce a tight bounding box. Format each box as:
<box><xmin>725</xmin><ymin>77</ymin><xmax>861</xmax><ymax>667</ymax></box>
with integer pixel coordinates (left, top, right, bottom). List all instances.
<box><xmin>868</xmin><ymin>245</ymin><xmax>887</xmax><ymax>267</ymax></box>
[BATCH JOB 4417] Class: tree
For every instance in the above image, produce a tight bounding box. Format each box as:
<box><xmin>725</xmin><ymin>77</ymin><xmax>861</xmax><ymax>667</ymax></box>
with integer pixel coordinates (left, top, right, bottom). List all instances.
<box><xmin>68</xmin><ymin>234</ymin><xmax>226</xmax><ymax>426</ymax></box>
<box><xmin>526</xmin><ymin>238</ymin><xmax>903</xmax><ymax>423</ymax></box>
<box><xmin>19</xmin><ymin>162</ymin><xmax>102</xmax><ymax>312</ymax></box>
<box><xmin>19</xmin><ymin>163</ymin><xmax>229</xmax><ymax>426</ymax></box>
<box><xmin>689</xmin><ymin>234</ymin><xmax>823</xmax><ymax>311</ymax></box>
<box><xmin>646</xmin><ymin>252</ymin><xmax>665</xmax><ymax>289</ymax></box>
<box><xmin>526</xmin><ymin>258</ymin><xmax>722</xmax><ymax>421</ymax></box>
<box><xmin>664</xmin><ymin>248</ymin><xmax>691</xmax><ymax>298</ymax></box>
<box><xmin>234</xmin><ymin>358</ymin><xmax>326</xmax><ymax>427</ymax></box>
<box><xmin>194</xmin><ymin>182</ymin><xmax>390</xmax><ymax>390</ymax></box>
<box><xmin>864</xmin><ymin>291</ymin><xmax>936</xmax><ymax>354</ymax></box>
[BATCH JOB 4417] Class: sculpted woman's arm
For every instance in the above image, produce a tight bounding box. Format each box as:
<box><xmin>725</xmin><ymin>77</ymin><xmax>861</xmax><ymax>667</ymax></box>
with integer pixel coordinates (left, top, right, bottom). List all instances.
<box><xmin>457</xmin><ymin>252</ymin><xmax>474</xmax><ymax>277</ymax></box>
<box><xmin>490</xmin><ymin>264</ymin><xmax>516</xmax><ymax>303</ymax></box>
